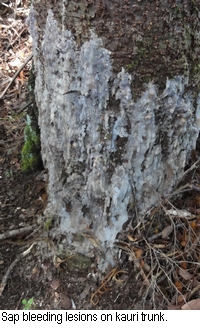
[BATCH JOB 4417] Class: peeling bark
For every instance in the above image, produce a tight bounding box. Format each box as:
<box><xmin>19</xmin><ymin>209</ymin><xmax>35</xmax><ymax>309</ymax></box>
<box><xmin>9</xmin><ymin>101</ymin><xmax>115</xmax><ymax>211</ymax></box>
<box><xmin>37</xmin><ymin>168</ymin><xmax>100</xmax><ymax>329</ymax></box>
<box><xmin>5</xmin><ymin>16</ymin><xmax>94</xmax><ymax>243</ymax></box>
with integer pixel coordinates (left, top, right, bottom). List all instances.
<box><xmin>29</xmin><ymin>0</ymin><xmax>200</xmax><ymax>270</ymax></box>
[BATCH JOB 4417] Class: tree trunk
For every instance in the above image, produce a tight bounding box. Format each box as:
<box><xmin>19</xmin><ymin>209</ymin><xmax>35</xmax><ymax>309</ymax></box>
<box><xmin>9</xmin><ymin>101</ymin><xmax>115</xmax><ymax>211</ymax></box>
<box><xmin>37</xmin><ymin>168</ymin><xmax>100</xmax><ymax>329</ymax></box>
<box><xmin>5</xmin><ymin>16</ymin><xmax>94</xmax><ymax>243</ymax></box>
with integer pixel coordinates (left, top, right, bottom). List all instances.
<box><xmin>29</xmin><ymin>0</ymin><xmax>200</xmax><ymax>270</ymax></box>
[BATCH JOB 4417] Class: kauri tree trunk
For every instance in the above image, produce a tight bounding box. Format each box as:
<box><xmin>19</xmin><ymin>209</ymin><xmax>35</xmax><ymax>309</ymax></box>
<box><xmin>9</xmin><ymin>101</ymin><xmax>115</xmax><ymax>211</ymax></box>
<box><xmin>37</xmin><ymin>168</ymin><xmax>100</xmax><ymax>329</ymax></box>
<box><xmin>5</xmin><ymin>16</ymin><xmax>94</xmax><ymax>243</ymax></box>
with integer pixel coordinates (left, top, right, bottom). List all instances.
<box><xmin>29</xmin><ymin>0</ymin><xmax>200</xmax><ymax>270</ymax></box>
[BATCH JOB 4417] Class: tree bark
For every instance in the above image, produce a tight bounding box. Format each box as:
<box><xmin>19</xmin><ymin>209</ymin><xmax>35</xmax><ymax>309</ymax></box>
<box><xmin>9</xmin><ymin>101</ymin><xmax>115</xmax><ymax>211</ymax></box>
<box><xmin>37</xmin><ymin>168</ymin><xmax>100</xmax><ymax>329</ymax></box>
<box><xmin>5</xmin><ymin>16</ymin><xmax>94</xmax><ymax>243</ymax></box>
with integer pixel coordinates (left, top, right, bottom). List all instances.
<box><xmin>29</xmin><ymin>0</ymin><xmax>200</xmax><ymax>270</ymax></box>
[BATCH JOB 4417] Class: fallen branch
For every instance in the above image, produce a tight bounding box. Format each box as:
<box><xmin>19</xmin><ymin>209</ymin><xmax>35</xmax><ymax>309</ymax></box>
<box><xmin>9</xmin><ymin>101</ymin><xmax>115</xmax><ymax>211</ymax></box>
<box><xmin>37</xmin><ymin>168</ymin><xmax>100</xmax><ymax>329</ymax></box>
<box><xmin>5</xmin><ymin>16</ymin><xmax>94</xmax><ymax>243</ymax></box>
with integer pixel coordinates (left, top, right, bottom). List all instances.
<box><xmin>0</xmin><ymin>226</ymin><xmax>33</xmax><ymax>241</ymax></box>
<box><xmin>0</xmin><ymin>53</ymin><xmax>33</xmax><ymax>100</ymax></box>
<box><xmin>0</xmin><ymin>243</ymin><xmax>36</xmax><ymax>296</ymax></box>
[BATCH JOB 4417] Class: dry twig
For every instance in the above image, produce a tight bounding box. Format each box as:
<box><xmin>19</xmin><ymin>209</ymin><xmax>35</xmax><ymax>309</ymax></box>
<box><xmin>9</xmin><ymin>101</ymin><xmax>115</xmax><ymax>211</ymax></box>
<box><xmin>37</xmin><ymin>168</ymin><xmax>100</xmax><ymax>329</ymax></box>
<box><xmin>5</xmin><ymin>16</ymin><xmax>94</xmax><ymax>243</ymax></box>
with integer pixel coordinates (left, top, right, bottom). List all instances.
<box><xmin>0</xmin><ymin>53</ymin><xmax>33</xmax><ymax>100</ymax></box>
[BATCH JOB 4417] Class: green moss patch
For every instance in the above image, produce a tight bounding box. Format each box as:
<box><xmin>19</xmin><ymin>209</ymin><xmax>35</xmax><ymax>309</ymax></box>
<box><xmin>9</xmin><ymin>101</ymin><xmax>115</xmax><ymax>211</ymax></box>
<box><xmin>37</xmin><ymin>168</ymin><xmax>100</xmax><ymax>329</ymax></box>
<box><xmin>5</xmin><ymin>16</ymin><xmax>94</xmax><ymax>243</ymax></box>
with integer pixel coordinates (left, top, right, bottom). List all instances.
<box><xmin>21</xmin><ymin>114</ymin><xmax>41</xmax><ymax>172</ymax></box>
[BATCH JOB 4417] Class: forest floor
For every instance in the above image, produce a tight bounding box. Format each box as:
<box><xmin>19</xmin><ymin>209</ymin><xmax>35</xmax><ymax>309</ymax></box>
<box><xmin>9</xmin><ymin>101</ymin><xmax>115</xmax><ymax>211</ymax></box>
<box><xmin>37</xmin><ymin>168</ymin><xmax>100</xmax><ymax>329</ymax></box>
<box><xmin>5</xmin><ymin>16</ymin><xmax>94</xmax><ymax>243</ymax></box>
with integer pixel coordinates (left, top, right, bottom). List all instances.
<box><xmin>1</xmin><ymin>1</ymin><xmax>200</xmax><ymax>311</ymax></box>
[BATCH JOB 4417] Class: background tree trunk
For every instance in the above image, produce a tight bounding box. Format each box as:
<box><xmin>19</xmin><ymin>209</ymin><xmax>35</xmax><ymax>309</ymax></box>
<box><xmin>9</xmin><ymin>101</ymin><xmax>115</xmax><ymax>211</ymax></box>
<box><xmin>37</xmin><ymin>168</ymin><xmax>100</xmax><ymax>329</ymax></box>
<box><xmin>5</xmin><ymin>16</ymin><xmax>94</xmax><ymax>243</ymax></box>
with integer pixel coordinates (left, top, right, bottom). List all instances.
<box><xmin>29</xmin><ymin>0</ymin><xmax>200</xmax><ymax>270</ymax></box>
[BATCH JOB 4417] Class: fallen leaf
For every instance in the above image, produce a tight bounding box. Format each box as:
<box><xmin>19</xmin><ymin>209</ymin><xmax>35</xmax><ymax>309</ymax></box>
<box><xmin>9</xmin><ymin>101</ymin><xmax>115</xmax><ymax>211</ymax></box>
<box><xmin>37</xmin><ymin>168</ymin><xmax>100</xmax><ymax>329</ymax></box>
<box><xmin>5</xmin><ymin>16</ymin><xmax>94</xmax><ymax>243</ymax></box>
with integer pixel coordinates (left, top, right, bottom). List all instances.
<box><xmin>168</xmin><ymin>303</ymin><xmax>181</xmax><ymax>310</ymax></box>
<box><xmin>195</xmin><ymin>197</ymin><xmax>200</xmax><ymax>207</ymax></box>
<box><xmin>10</xmin><ymin>158</ymin><xmax>18</xmax><ymax>165</ymax></box>
<box><xmin>127</xmin><ymin>234</ymin><xmax>135</xmax><ymax>242</ymax></box>
<box><xmin>31</xmin><ymin>267</ymin><xmax>40</xmax><ymax>282</ymax></box>
<box><xmin>178</xmin><ymin>268</ymin><xmax>193</xmax><ymax>280</ymax></box>
<box><xmin>19</xmin><ymin>70</ymin><xmax>24</xmax><ymax>85</ymax></box>
<box><xmin>135</xmin><ymin>249</ymin><xmax>143</xmax><ymax>258</ymax></box>
<box><xmin>180</xmin><ymin>240</ymin><xmax>187</xmax><ymax>247</ymax></box>
<box><xmin>14</xmin><ymin>163</ymin><xmax>20</xmax><ymax>170</ymax></box>
<box><xmin>177</xmin><ymin>294</ymin><xmax>187</xmax><ymax>303</ymax></box>
<box><xmin>190</xmin><ymin>221</ymin><xmax>196</xmax><ymax>230</ymax></box>
<box><xmin>180</xmin><ymin>231</ymin><xmax>188</xmax><ymax>247</ymax></box>
<box><xmin>41</xmin><ymin>192</ymin><xmax>47</xmax><ymax>203</ymax></box>
<box><xmin>196</xmin><ymin>217</ymin><xmax>200</xmax><ymax>226</ymax></box>
<box><xmin>36</xmin><ymin>182</ymin><xmax>45</xmax><ymax>193</ymax></box>
<box><xmin>59</xmin><ymin>293</ymin><xmax>72</xmax><ymax>309</ymax></box>
<box><xmin>142</xmin><ymin>261</ymin><xmax>151</xmax><ymax>272</ymax></box>
<box><xmin>181</xmin><ymin>261</ymin><xmax>187</xmax><ymax>269</ymax></box>
<box><xmin>54</xmin><ymin>257</ymin><xmax>66</xmax><ymax>268</ymax></box>
<box><xmin>50</xmin><ymin>279</ymin><xmax>60</xmax><ymax>291</ymax></box>
<box><xmin>162</xmin><ymin>225</ymin><xmax>173</xmax><ymax>238</ymax></box>
<box><xmin>187</xmin><ymin>207</ymin><xmax>200</xmax><ymax>215</ymax></box>
<box><xmin>166</xmin><ymin>209</ymin><xmax>194</xmax><ymax>218</ymax></box>
<box><xmin>175</xmin><ymin>281</ymin><xmax>182</xmax><ymax>292</ymax></box>
<box><xmin>182</xmin><ymin>299</ymin><xmax>200</xmax><ymax>310</ymax></box>
<box><xmin>140</xmin><ymin>259</ymin><xmax>145</xmax><ymax>268</ymax></box>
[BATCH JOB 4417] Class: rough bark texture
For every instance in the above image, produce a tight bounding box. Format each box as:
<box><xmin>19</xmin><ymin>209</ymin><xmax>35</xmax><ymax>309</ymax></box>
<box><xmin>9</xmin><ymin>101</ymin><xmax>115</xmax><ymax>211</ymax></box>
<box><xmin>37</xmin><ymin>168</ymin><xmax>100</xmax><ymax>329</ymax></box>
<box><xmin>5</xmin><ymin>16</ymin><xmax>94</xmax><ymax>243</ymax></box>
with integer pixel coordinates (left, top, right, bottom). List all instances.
<box><xmin>29</xmin><ymin>0</ymin><xmax>200</xmax><ymax>269</ymax></box>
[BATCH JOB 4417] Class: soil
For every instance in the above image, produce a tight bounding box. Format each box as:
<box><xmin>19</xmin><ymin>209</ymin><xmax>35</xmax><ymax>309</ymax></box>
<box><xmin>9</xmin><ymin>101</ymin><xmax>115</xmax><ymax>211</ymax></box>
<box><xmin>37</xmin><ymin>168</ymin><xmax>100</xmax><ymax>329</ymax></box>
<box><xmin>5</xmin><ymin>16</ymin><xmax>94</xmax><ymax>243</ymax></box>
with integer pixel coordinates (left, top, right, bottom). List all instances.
<box><xmin>1</xmin><ymin>1</ymin><xmax>200</xmax><ymax>311</ymax></box>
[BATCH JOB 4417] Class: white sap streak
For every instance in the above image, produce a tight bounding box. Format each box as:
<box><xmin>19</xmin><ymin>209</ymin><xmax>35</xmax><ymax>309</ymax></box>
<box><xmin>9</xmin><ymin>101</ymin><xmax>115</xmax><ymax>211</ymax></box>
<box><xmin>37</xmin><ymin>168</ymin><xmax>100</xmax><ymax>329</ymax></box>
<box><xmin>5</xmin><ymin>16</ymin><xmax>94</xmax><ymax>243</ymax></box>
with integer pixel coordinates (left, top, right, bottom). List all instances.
<box><xmin>29</xmin><ymin>8</ymin><xmax>200</xmax><ymax>270</ymax></box>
